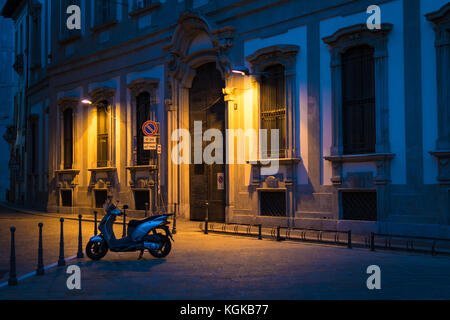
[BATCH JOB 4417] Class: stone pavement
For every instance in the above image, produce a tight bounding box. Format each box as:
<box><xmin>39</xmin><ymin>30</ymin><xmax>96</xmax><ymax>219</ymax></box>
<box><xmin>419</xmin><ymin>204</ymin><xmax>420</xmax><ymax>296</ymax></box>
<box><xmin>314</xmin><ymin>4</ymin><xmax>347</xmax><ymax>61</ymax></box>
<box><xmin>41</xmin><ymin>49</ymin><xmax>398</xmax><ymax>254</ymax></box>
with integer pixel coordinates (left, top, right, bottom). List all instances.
<box><xmin>1</xmin><ymin>206</ymin><xmax>450</xmax><ymax>299</ymax></box>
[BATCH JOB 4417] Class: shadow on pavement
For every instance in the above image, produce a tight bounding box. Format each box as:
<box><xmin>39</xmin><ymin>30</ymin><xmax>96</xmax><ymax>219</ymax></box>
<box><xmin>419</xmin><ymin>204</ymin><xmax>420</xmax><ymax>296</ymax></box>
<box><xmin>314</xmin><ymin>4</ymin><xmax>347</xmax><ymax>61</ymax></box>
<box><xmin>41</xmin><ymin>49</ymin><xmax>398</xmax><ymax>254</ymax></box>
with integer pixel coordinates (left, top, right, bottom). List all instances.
<box><xmin>82</xmin><ymin>257</ymin><xmax>166</xmax><ymax>273</ymax></box>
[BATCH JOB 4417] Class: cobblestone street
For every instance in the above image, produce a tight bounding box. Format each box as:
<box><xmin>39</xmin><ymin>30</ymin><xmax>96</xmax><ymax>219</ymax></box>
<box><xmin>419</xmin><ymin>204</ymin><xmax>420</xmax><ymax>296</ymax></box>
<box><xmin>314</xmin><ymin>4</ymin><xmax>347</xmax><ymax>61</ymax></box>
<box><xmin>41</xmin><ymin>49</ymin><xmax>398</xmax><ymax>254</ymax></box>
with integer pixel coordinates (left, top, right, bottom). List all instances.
<box><xmin>1</xmin><ymin>205</ymin><xmax>450</xmax><ymax>299</ymax></box>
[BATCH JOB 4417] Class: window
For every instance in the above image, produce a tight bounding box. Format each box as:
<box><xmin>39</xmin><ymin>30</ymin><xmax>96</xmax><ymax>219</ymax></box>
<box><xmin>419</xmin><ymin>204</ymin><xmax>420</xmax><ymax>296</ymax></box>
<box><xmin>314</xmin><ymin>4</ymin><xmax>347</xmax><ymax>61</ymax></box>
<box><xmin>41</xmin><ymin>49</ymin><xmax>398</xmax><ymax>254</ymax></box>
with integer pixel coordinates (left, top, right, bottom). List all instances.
<box><xmin>95</xmin><ymin>0</ymin><xmax>116</xmax><ymax>26</ymax></box>
<box><xmin>260</xmin><ymin>64</ymin><xmax>286</xmax><ymax>158</ymax></box>
<box><xmin>136</xmin><ymin>92</ymin><xmax>151</xmax><ymax>165</ymax></box>
<box><xmin>97</xmin><ymin>101</ymin><xmax>109</xmax><ymax>167</ymax></box>
<box><xmin>341</xmin><ymin>45</ymin><xmax>376</xmax><ymax>155</ymax></box>
<box><xmin>63</xmin><ymin>108</ymin><xmax>73</xmax><ymax>169</ymax></box>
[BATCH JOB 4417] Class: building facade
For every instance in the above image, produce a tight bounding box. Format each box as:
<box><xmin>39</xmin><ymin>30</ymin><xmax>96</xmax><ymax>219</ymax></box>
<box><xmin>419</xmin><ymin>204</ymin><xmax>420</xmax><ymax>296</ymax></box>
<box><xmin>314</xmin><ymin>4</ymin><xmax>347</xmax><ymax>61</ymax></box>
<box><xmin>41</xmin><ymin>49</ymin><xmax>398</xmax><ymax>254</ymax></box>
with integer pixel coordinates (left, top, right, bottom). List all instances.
<box><xmin>0</xmin><ymin>0</ymin><xmax>15</xmax><ymax>201</ymax></box>
<box><xmin>2</xmin><ymin>0</ymin><xmax>450</xmax><ymax>237</ymax></box>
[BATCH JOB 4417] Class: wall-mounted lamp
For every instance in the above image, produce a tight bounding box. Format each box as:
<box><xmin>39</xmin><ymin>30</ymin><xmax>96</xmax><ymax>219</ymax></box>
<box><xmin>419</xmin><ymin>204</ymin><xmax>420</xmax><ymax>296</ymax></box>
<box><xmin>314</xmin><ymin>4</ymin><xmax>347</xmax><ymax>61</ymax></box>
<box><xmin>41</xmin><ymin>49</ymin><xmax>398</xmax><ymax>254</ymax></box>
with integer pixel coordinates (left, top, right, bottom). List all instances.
<box><xmin>81</xmin><ymin>98</ymin><xmax>92</xmax><ymax>105</ymax></box>
<box><xmin>231</xmin><ymin>66</ymin><xmax>250</xmax><ymax>76</ymax></box>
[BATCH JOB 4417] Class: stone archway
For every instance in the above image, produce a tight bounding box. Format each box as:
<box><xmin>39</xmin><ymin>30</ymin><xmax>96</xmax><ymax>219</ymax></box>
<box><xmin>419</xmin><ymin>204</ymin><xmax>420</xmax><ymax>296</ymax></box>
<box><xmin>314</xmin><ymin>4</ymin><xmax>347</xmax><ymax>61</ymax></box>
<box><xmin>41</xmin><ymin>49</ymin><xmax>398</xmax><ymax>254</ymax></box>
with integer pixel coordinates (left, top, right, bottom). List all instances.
<box><xmin>163</xmin><ymin>13</ymin><xmax>235</xmax><ymax>220</ymax></box>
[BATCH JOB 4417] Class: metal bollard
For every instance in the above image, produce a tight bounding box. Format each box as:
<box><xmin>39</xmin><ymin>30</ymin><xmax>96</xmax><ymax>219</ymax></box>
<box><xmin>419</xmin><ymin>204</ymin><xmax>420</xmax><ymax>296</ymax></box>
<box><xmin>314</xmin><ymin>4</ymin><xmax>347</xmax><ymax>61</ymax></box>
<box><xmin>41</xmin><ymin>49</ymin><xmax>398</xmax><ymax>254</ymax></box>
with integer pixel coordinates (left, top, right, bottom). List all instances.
<box><xmin>172</xmin><ymin>203</ymin><xmax>177</xmax><ymax>235</ymax></box>
<box><xmin>58</xmin><ymin>218</ymin><xmax>65</xmax><ymax>266</ymax></box>
<box><xmin>36</xmin><ymin>223</ymin><xmax>44</xmax><ymax>275</ymax></box>
<box><xmin>77</xmin><ymin>214</ymin><xmax>84</xmax><ymax>258</ymax></box>
<box><xmin>8</xmin><ymin>226</ymin><xmax>17</xmax><ymax>286</ymax></box>
<box><xmin>347</xmin><ymin>230</ymin><xmax>352</xmax><ymax>249</ymax></box>
<box><xmin>276</xmin><ymin>226</ymin><xmax>281</xmax><ymax>241</ymax></box>
<box><xmin>370</xmin><ymin>232</ymin><xmax>375</xmax><ymax>251</ymax></box>
<box><xmin>94</xmin><ymin>210</ymin><xmax>98</xmax><ymax>235</ymax></box>
<box><xmin>122</xmin><ymin>205</ymin><xmax>128</xmax><ymax>238</ymax></box>
<box><xmin>204</xmin><ymin>202</ymin><xmax>209</xmax><ymax>235</ymax></box>
<box><xmin>258</xmin><ymin>224</ymin><xmax>262</xmax><ymax>240</ymax></box>
<box><xmin>145</xmin><ymin>202</ymin><xmax>149</xmax><ymax>217</ymax></box>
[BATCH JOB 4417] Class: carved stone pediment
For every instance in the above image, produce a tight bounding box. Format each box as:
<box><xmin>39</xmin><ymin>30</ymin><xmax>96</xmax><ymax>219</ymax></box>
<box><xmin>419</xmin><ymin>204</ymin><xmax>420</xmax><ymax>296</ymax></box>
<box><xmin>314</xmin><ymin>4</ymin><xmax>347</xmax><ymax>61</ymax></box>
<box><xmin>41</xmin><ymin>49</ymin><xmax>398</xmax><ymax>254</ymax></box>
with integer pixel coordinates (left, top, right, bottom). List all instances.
<box><xmin>127</xmin><ymin>78</ymin><xmax>159</xmax><ymax>104</ymax></box>
<box><xmin>57</xmin><ymin>97</ymin><xmax>79</xmax><ymax>111</ymax></box>
<box><xmin>246</xmin><ymin>45</ymin><xmax>299</xmax><ymax>74</ymax></box>
<box><xmin>55</xmin><ymin>169</ymin><xmax>80</xmax><ymax>188</ymax></box>
<box><xmin>425</xmin><ymin>3</ymin><xmax>450</xmax><ymax>27</ymax></box>
<box><xmin>163</xmin><ymin>13</ymin><xmax>235</xmax><ymax>83</ymax></box>
<box><xmin>88</xmin><ymin>87</ymin><xmax>116</xmax><ymax>105</ymax></box>
<box><xmin>322</xmin><ymin>23</ymin><xmax>393</xmax><ymax>48</ymax></box>
<box><xmin>88</xmin><ymin>167</ymin><xmax>117</xmax><ymax>189</ymax></box>
<box><xmin>126</xmin><ymin>165</ymin><xmax>157</xmax><ymax>189</ymax></box>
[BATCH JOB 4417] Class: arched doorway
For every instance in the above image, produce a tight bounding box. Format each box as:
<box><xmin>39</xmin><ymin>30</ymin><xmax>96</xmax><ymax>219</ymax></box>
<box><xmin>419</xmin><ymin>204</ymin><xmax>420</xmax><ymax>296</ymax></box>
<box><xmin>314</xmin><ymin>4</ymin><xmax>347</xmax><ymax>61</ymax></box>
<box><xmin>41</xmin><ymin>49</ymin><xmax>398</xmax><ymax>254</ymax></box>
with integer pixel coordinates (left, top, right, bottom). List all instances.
<box><xmin>189</xmin><ymin>62</ymin><xmax>226</xmax><ymax>222</ymax></box>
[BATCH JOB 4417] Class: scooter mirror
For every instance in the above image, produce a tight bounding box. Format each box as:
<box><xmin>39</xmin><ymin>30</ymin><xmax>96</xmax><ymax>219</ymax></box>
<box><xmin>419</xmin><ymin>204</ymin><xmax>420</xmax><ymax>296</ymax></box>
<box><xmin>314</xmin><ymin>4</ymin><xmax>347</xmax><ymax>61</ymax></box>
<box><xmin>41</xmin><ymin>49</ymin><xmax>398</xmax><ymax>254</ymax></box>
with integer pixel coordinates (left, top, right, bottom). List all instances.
<box><xmin>123</xmin><ymin>205</ymin><xmax>129</xmax><ymax>210</ymax></box>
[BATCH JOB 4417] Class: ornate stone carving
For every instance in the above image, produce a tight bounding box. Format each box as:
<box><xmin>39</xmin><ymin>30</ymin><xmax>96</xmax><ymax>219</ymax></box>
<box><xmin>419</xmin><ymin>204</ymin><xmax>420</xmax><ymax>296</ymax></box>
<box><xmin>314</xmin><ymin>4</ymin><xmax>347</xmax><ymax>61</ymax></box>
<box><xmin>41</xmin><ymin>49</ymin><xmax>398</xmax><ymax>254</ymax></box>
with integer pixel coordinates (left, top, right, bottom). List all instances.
<box><xmin>88</xmin><ymin>87</ymin><xmax>116</xmax><ymax>105</ymax></box>
<box><xmin>246</xmin><ymin>44</ymin><xmax>299</xmax><ymax>75</ymax></box>
<box><xmin>57</xmin><ymin>97</ymin><xmax>79</xmax><ymax>111</ymax></box>
<box><xmin>88</xmin><ymin>168</ymin><xmax>117</xmax><ymax>189</ymax></box>
<box><xmin>55</xmin><ymin>169</ymin><xmax>80</xmax><ymax>189</ymax></box>
<box><xmin>127</xmin><ymin>78</ymin><xmax>159</xmax><ymax>104</ymax></box>
<box><xmin>265</xmin><ymin>176</ymin><xmax>279</xmax><ymax>188</ymax></box>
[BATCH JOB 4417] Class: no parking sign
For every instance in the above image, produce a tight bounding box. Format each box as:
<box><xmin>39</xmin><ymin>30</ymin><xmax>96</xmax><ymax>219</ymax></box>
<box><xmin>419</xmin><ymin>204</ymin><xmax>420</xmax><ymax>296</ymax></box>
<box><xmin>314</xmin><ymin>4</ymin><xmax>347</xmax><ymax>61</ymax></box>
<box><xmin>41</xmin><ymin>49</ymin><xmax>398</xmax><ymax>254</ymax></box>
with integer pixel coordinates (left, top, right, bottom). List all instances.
<box><xmin>217</xmin><ymin>173</ymin><xmax>224</xmax><ymax>190</ymax></box>
<box><xmin>142</xmin><ymin>120</ymin><xmax>159</xmax><ymax>136</ymax></box>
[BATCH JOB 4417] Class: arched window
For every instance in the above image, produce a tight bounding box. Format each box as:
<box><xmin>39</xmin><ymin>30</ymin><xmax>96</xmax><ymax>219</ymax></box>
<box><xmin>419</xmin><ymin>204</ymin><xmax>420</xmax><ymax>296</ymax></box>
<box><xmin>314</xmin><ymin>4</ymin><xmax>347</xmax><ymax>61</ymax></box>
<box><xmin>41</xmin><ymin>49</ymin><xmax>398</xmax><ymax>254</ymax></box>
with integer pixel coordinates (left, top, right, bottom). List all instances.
<box><xmin>63</xmin><ymin>108</ymin><xmax>73</xmax><ymax>169</ymax></box>
<box><xmin>341</xmin><ymin>45</ymin><xmax>376</xmax><ymax>154</ymax></box>
<box><xmin>97</xmin><ymin>101</ymin><xmax>109</xmax><ymax>167</ymax></box>
<box><xmin>260</xmin><ymin>64</ymin><xmax>286</xmax><ymax>158</ymax></box>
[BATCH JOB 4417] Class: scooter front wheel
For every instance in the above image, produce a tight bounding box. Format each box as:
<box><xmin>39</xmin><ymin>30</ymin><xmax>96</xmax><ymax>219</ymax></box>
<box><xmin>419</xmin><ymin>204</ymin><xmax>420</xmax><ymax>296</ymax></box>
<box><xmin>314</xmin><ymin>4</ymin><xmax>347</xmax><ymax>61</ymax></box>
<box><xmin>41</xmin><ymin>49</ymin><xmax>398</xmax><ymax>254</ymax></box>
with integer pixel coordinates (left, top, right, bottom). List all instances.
<box><xmin>86</xmin><ymin>240</ymin><xmax>108</xmax><ymax>260</ymax></box>
<box><xmin>148</xmin><ymin>235</ymin><xmax>171</xmax><ymax>258</ymax></box>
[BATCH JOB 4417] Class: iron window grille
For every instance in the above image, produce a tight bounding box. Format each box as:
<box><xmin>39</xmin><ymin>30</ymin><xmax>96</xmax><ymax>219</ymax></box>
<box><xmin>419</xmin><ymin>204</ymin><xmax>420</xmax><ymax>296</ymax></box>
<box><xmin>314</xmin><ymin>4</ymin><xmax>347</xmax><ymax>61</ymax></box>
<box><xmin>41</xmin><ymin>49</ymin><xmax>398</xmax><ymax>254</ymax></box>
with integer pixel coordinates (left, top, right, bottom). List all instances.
<box><xmin>97</xmin><ymin>101</ymin><xmax>109</xmax><ymax>168</ymax></box>
<box><xmin>260</xmin><ymin>191</ymin><xmax>286</xmax><ymax>217</ymax></box>
<box><xmin>342</xmin><ymin>191</ymin><xmax>377</xmax><ymax>221</ymax></box>
<box><xmin>260</xmin><ymin>64</ymin><xmax>286</xmax><ymax>158</ymax></box>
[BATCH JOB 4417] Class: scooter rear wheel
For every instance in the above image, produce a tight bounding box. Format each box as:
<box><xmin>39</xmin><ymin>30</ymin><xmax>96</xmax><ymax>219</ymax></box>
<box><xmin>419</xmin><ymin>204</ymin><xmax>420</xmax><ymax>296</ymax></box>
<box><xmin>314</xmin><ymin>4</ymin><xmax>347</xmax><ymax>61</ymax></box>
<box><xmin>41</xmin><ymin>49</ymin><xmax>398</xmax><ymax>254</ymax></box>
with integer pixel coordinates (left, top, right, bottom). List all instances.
<box><xmin>148</xmin><ymin>235</ymin><xmax>171</xmax><ymax>258</ymax></box>
<box><xmin>86</xmin><ymin>240</ymin><xmax>108</xmax><ymax>260</ymax></box>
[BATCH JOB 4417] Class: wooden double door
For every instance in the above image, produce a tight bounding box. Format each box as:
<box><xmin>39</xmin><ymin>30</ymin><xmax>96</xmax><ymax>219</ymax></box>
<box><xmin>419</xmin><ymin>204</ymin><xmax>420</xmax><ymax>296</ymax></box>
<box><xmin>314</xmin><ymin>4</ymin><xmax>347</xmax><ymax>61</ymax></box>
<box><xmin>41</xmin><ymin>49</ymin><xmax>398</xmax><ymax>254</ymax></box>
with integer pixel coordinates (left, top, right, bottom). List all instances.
<box><xmin>189</xmin><ymin>62</ymin><xmax>226</xmax><ymax>222</ymax></box>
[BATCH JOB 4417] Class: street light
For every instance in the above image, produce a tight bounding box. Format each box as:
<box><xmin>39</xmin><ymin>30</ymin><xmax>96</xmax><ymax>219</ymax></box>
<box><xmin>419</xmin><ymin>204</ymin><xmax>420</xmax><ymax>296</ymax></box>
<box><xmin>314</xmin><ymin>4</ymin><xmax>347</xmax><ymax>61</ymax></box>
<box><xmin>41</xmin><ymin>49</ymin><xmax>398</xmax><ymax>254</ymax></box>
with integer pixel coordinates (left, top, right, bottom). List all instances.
<box><xmin>81</xmin><ymin>98</ymin><xmax>92</xmax><ymax>105</ymax></box>
<box><xmin>231</xmin><ymin>66</ymin><xmax>250</xmax><ymax>76</ymax></box>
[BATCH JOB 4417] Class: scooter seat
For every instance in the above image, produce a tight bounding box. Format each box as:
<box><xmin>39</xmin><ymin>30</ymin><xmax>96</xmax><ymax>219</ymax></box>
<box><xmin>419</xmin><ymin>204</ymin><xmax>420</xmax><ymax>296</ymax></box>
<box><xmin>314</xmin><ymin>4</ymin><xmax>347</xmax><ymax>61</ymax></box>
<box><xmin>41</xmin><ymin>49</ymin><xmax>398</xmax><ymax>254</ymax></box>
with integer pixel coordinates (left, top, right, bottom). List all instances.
<box><xmin>128</xmin><ymin>215</ymin><xmax>165</xmax><ymax>228</ymax></box>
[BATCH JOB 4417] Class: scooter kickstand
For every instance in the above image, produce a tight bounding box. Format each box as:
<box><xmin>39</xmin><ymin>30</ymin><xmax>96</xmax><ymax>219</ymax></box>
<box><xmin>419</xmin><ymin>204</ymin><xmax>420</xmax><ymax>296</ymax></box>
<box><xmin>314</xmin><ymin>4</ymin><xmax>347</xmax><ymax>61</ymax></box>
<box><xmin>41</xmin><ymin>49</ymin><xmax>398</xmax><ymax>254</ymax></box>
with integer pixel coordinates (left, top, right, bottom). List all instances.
<box><xmin>138</xmin><ymin>249</ymin><xmax>144</xmax><ymax>260</ymax></box>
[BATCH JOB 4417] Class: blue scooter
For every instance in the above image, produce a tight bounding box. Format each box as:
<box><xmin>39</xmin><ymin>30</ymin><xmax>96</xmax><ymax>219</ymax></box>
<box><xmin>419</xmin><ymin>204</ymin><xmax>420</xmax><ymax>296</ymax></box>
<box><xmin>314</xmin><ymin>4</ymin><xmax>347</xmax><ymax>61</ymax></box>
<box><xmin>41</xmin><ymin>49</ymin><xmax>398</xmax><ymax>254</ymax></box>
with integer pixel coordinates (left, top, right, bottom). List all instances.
<box><xmin>86</xmin><ymin>200</ymin><xmax>174</xmax><ymax>260</ymax></box>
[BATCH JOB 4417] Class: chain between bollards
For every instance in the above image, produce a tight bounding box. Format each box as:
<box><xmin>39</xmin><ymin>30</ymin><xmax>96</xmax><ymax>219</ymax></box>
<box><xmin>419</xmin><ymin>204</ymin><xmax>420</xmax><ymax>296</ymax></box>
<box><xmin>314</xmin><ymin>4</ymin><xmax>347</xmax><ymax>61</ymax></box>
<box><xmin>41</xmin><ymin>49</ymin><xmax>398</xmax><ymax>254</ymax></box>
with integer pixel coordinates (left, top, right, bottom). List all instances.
<box><xmin>204</xmin><ymin>202</ymin><xmax>209</xmax><ymax>235</ymax></box>
<box><xmin>122</xmin><ymin>205</ymin><xmax>128</xmax><ymax>238</ymax></box>
<box><xmin>370</xmin><ymin>232</ymin><xmax>375</xmax><ymax>251</ymax></box>
<box><xmin>77</xmin><ymin>214</ymin><xmax>84</xmax><ymax>258</ymax></box>
<box><xmin>36</xmin><ymin>223</ymin><xmax>44</xmax><ymax>275</ymax></box>
<box><xmin>347</xmin><ymin>230</ymin><xmax>352</xmax><ymax>249</ymax></box>
<box><xmin>58</xmin><ymin>218</ymin><xmax>65</xmax><ymax>266</ymax></box>
<box><xmin>172</xmin><ymin>203</ymin><xmax>177</xmax><ymax>234</ymax></box>
<box><xmin>8</xmin><ymin>226</ymin><xmax>17</xmax><ymax>286</ymax></box>
<box><xmin>94</xmin><ymin>210</ymin><xmax>98</xmax><ymax>235</ymax></box>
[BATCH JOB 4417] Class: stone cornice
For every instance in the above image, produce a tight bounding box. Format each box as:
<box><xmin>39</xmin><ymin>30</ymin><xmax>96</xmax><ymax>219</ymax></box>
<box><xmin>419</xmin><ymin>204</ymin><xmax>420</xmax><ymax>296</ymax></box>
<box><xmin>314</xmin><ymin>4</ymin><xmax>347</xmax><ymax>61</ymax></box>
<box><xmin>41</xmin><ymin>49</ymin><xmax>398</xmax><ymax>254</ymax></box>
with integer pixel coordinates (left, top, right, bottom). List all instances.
<box><xmin>127</xmin><ymin>78</ymin><xmax>160</xmax><ymax>102</ymax></box>
<box><xmin>322</xmin><ymin>23</ymin><xmax>393</xmax><ymax>47</ymax></box>
<box><xmin>324</xmin><ymin>153</ymin><xmax>395</xmax><ymax>163</ymax></box>
<box><xmin>425</xmin><ymin>3</ymin><xmax>450</xmax><ymax>25</ymax></box>
<box><xmin>246</xmin><ymin>44</ymin><xmax>299</xmax><ymax>66</ymax></box>
<box><xmin>88</xmin><ymin>87</ymin><xmax>116</xmax><ymax>104</ymax></box>
<box><xmin>57</xmin><ymin>96</ymin><xmax>79</xmax><ymax>111</ymax></box>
